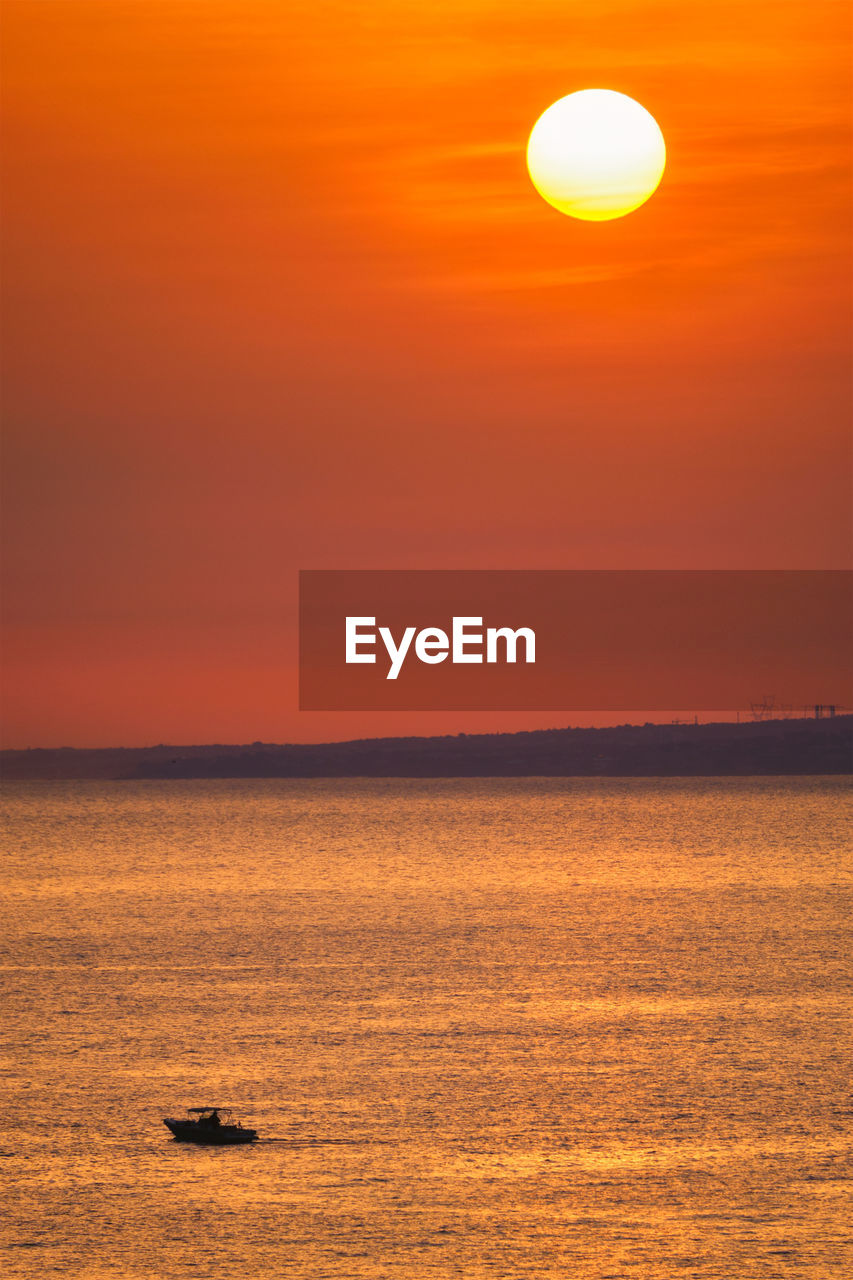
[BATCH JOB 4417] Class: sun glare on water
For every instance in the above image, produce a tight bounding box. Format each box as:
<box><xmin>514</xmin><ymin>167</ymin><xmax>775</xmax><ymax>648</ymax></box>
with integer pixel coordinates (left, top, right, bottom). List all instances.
<box><xmin>527</xmin><ymin>89</ymin><xmax>666</xmax><ymax>221</ymax></box>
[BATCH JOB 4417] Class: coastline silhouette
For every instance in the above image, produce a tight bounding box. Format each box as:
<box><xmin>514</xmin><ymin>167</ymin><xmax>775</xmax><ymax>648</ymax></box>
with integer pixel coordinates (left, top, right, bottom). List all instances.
<box><xmin>3</xmin><ymin>714</ymin><xmax>850</xmax><ymax>780</ymax></box>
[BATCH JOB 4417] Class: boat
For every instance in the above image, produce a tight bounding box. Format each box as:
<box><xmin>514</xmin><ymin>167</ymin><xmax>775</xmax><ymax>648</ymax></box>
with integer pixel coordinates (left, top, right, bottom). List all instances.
<box><xmin>163</xmin><ymin>1107</ymin><xmax>258</xmax><ymax>1145</ymax></box>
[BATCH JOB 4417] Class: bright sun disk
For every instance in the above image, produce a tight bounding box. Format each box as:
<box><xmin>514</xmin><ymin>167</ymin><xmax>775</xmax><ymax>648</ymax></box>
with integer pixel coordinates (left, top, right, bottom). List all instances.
<box><xmin>526</xmin><ymin>89</ymin><xmax>666</xmax><ymax>221</ymax></box>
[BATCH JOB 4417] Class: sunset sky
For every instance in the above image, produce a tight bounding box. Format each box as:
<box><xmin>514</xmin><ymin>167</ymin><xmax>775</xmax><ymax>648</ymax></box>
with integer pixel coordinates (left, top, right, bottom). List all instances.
<box><xmin>2</xmin><ymin>0</ymin><xmax>851</xmax><ymax>747</ymax></box>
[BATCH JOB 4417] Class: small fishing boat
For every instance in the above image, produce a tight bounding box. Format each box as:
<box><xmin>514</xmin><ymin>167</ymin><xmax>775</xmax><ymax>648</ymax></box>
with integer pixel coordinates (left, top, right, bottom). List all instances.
<box><xmin>163</xmin><ymin>1107</ymin><xmax>258</xmax><ymax>1145</ymax></box>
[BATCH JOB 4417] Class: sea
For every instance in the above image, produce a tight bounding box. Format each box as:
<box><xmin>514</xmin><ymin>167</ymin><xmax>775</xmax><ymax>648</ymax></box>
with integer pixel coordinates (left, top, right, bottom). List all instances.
<box><xmin>1</xmin><ymin>777</ymin><xmax>851</xmax><ymax>1279</ymax></box>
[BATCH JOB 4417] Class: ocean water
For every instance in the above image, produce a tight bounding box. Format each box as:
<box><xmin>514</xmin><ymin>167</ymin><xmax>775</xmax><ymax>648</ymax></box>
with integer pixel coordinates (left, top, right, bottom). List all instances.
<box><xmin>1</xmin><ymin>777</ymin><xmax>851</xmax><ymax>1279</ymax></box>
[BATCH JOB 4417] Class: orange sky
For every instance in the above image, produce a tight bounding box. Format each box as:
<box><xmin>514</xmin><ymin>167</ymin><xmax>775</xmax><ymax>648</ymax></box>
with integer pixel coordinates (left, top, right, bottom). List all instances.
<box><xmin>1</xmin><ymin>0</ymin><xmax>851</xmax><ymax>747</ymax></box>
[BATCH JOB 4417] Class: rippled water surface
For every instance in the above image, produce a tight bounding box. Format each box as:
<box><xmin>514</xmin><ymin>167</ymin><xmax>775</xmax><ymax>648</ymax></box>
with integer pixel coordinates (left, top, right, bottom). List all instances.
<box><xmin>1</xmin><ymin>777</ymin><xmax>851</xmax><ymax>1278</ymax></box>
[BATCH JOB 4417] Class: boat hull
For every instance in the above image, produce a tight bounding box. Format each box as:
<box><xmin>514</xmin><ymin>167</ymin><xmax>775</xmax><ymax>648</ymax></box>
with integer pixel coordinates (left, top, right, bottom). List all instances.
<box><xmin>164</xmin><ymin>1119</ymin><xmax>258</xmax><ymax>1145</ymax></box>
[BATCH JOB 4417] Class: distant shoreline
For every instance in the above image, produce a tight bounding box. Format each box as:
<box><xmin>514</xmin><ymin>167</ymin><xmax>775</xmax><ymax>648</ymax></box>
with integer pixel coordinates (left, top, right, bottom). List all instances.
<box><xmin>2</xmin><ymin>715</ymin><xmax>851</xmax><ymax>780</ymax></box>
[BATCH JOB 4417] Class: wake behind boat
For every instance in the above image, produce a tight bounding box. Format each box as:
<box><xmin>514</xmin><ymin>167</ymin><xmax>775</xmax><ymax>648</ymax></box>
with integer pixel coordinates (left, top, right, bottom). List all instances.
<box><xmin>163</xmin><ymin>1107</ymin><xmax>258</xmax><ymax>1145</ymax></box>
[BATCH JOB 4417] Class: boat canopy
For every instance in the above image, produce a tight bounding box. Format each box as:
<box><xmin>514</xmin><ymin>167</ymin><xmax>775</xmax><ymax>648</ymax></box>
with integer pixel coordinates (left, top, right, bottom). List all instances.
<box><xmin>187</xmin><ymin>1106</ymin><xmax>224</xmax><ymax>1113</ymax></box>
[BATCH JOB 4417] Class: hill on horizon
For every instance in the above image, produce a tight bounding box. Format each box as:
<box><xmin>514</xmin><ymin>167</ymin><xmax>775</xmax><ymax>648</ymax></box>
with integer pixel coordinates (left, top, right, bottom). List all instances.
<box><xmin>2</xmin><ymin>715</ymin><xmax>850</xmax><ymax>780</ymax></box>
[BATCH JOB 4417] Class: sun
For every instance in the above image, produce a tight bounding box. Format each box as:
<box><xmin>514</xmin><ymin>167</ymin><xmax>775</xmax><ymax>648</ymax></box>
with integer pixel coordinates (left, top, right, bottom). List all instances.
<box><xmin>526</xmin><ymin>89</ymin><xmax>666</xmax><ymax>222</ymax></box>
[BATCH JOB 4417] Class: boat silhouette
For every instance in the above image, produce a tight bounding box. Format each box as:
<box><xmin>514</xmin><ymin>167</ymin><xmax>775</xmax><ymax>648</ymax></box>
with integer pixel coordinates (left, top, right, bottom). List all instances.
<box><xmin>163</xmin><ymin>1107</ymin><xmax>258</xmax><ymax>1145</ymax></box>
